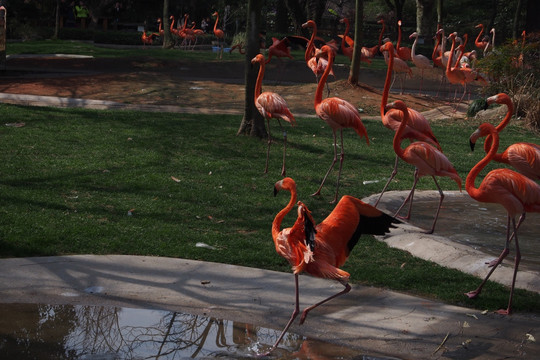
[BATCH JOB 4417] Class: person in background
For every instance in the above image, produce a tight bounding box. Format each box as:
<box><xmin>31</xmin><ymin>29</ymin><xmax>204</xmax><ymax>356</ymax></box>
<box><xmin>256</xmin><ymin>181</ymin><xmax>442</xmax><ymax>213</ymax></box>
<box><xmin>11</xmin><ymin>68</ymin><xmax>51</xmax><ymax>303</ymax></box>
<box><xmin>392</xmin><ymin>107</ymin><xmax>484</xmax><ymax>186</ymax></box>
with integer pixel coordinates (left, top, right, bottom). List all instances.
<box><xmin>74</xmin><ymin>1</ymin><xmax>89</xmax><ymax>28</ymax></box>
<box><xmin>112</xmin><ymin>2</ymin><xmax>122</xmax><ymax>30</ymax></box>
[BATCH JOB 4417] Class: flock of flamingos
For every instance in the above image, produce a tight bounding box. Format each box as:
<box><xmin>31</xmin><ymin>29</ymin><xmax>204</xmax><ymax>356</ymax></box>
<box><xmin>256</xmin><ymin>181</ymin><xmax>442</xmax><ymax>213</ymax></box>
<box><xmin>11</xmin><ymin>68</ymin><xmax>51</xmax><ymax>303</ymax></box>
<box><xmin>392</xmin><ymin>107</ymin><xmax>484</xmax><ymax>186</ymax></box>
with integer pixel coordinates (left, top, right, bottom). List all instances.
<box><xmin>151</xmin><ymin>12</ymin><xmax>537</xmax><ymax>355</ymax></box>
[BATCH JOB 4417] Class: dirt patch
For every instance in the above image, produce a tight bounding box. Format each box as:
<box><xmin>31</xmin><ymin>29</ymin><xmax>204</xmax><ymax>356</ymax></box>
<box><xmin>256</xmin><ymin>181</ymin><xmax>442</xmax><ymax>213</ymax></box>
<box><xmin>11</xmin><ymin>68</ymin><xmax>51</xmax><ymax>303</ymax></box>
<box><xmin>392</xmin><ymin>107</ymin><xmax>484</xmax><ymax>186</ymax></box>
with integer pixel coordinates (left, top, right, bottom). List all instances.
<box><xmin>1</xmin><ymin>55</ymin><xmax>469</xmax><ymax>119</ymax></box>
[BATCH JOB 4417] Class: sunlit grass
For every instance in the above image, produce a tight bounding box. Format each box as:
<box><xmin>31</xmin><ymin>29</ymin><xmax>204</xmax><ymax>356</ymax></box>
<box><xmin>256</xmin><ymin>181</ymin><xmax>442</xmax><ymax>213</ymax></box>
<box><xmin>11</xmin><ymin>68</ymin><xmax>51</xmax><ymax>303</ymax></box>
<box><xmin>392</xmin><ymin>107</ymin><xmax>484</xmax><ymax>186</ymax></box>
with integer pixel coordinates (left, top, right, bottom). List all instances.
<box><xmin>0</xmin><ymin>103</ymin><xmax>538</xmax><ymax>313</ymax></box>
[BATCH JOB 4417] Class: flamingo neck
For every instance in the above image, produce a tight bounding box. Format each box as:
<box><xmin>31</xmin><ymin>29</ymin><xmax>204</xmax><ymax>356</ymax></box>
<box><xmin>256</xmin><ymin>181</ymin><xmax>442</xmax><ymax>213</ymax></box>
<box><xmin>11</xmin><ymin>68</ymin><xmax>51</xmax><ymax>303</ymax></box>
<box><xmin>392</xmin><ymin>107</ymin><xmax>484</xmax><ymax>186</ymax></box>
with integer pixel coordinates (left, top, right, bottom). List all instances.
<box><xmin>484</xmin><ymin>96</ymin><xmax>514</xmax><ymax>153</ymax></box>
<box><xmin>446</xmin><ymin>36</ymin><xmax>456</xmax><ymax>74</ymax></box>
<box><xmin>475</xmin><ymin>25</ymin><xmax>484</xmax><ymax>46</ymax></box>
<box><xmin>272</xmin><ymin>188</ymin><xmax>297</xmax><ymax>241</ymax></box>
<box><xmin>411</xmin><ymin>35</ymin><xmax>417</xmax><ymax>57</ymax></box>
<box><xmin>341</xmin><ymin>19</ymin><xmax>350</xmax><ymax>51</ymax></box>
<box><xmin>170</xmin><ymin>17</ymin><xmax>175</xmax><ymax>31</ymax></box>
<box><xmin>381</xmin><ymin>44</ymin><xmax>394</xmax><ymax>118</ymax></box>
<box><xmin>181</xmin><ymin>15</ymin><xmax>188</xmax><ymax>31</ymax></box>
<box><xmin>213</xmin><ymin>14</ymin><xmax>219</xmax><ymax>33</ymax></box>
<box><xmin>397</xmin><ymin>22</ymin><xmax>402</xmax><ymax>48</ymax></box>
<box><xmin>305</xmin><ymin>23</ymin><xmax>317</xmax><ymax>62</ymax></box>
<box><xmin>432</xmin><ymin>33</ymin><xmax>441</xmax><ymax>61</ymax></box>
<box><xmin>392</xmin><ymin>104</ymin><xmax>408</xmax><ymax>158</ymax></box>
<box><xmin>466</xmin><ymin>125</ymin><xmax>499</xmax><ymax>200</ymax></box>
<box><xmin>378</xmin><ymin>21</ymin><xmax>385</xmax><ymax>48</ymax></box>
<box><xmin>314</xmin><ymin>48</ymin><xmax>334</xmax><ymax>107</ymax></box>
<box><xmin>254</xmin><ymin>61</ymin><xmax>264</xmax><ymax>101</ymax></box>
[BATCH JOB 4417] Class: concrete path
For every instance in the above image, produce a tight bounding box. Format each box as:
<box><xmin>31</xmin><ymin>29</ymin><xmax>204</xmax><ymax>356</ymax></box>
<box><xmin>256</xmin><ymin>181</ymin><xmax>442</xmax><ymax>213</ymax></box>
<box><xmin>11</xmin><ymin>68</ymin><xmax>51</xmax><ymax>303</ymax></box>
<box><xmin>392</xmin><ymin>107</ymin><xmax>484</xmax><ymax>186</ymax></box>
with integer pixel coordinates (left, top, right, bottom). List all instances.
<box><xmin>0</xmin><ymin>255</ymin><xmax>538</xmax><ymax>359</ymax></box>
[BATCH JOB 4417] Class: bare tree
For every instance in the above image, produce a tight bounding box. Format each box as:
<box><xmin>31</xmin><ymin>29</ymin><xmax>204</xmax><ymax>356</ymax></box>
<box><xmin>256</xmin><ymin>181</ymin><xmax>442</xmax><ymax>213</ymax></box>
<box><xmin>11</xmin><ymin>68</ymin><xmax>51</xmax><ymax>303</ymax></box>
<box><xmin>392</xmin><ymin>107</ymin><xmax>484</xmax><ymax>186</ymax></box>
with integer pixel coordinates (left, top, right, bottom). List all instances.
<box><xmin>416</xmin><ymin>0</ymin><xmax>435</xmax><ymax>36</ymax></box>
<box><xmin>237</xmin><ymin>0</ymin><xmax>266</xmax><ymax>137</ymax></box>
<box><xmin>162</xmin><ymin>0</ymin><xmax>174</xmax><ymax>48</ymax></box>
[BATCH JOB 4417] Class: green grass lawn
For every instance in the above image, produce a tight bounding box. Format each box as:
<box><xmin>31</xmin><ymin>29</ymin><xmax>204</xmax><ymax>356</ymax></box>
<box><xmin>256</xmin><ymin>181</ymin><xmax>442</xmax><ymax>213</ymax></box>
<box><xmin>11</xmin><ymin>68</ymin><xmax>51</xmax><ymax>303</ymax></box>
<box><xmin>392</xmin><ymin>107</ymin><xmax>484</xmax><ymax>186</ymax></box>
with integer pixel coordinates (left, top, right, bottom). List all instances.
<box><xmin>1</xmin><ymin>103</ymin><xmax>539</xmax><ymax>313</ymax></box>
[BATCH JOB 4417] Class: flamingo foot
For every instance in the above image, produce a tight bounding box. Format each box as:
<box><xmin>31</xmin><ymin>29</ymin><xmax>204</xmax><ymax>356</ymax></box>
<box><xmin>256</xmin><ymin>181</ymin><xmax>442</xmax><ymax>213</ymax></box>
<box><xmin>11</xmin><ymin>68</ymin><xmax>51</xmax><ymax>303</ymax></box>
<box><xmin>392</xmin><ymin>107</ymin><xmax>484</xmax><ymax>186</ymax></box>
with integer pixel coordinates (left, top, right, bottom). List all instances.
<box><xmin>485</xmin><ymin>258</ymin><xmax>499</xmax><ymax>267</ymax></box>
<box><xmin>465</xmin><ymin>290</ymin><xmax>480</xmax><ymax>299</ymax></box>
<box><xmin>495</xmin><ymin>308</ymin><xmax>511</xmax><ymax>315</ymax></box>
<box><xmin>396</xmin><ymin>214</ymin><xmax>411</xmax><ymax>221</ymax></box>
<box><xmin>311</xmin><ymin>191</ymin><xmax>322</xmax><ymax>197</ymax></box>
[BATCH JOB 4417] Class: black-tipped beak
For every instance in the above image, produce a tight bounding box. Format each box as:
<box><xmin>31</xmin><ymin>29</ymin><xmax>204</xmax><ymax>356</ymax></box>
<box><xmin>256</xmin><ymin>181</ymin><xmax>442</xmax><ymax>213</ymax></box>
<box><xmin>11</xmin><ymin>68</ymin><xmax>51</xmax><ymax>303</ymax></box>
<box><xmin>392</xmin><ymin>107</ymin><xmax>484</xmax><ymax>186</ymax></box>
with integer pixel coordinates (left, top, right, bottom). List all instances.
<box><xmin>274</xmin><ymin>186</ymin><xmax>279</xmax><ymax>197</ymax></box>
<box><xmin>469</xmin><ymin>139</ymin><xmax>476</xmax><ymax>151</ymax></box>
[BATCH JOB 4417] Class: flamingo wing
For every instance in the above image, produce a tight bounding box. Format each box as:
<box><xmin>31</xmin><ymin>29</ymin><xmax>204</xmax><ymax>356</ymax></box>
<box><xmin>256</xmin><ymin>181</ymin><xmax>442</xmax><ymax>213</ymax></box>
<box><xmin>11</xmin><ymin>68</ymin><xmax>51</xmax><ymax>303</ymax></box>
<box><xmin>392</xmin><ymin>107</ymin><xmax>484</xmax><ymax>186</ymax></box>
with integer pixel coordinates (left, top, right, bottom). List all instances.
<box><xmin>316</xmin><ymin>98</ymin><xmax>368</xmax><ymax>143</ymax></box>
<box><xmin>505</xmin><ymin>143</ymin><xmax>540</xmax><ymax>180</ymax></box>
<box><xmin>403</xmin><ymin>142</ymin><xmax>462</xmax><ymax>188</ymax></box>
<box><xmin>256</xmin><ymin>92</ymin><xmax>296</xmax><ymax>125</ymax></box>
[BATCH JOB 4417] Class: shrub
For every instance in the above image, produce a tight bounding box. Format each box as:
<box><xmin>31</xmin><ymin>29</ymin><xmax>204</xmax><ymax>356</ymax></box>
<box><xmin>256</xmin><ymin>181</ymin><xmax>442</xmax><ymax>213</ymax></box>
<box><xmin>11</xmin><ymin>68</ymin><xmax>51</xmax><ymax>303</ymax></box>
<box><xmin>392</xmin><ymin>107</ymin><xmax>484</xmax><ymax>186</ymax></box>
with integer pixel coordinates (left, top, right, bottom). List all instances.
<box><xmin>475</xmin><ymin>32</ymin><xmax>540</xmax><ymax>132</ymax></box>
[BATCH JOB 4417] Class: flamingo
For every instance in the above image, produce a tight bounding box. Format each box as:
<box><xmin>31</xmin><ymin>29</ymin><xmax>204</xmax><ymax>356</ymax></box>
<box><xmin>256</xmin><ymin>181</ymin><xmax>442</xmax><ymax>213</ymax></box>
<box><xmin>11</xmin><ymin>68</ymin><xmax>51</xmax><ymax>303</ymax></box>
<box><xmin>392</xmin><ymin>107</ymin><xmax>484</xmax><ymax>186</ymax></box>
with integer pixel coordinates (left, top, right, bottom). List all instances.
<box><xmin>409</xmin><ymin>32</ymin><xmax>432</xmax><ymax>96</ymax></box>
<box><xmin>261</xmin><ymin>177</ymin><xmax>398</xmax><ymax>355</ymax></box>
<box><xmin>465</xmin><ymin>122</ymin><xmax>540</xmax><ymax>314</ymax></box>
<box><xmin>157</xmin><ymin>18</ymin><xmax>164</xmax><ymax>37</ymax></box>
<box><xmin>479</xmin><ymin>93</ymin><xmax>540</xmax><ymax>180</ymax></box>
<box><xmin>251</xmin><ymin>54</ymin><xmax>296</xmax><ymax>176</ymax></box>
<box><xmin>302</xmin><ymin>20</ymin><xmax>333</xmax><ymax>96</ymax></box>
<box><xmin>380</xmin><ymin>39</ymin><xmax>411</xmax><ymax>94</ymax></box>
<box><xmin>375</xmin><ymin>41</ymin><xmax>442</xmax><ymax>207</ymax></box>
<box><xmin>141</xmin><ymin>31</ymin><xmax>159</xmax><ymax>46</ymax></box>
<box><xmin>445</xmin><ymin>32</ymin><xmax>472</xmax><ymax>109</ymax></box>
<box><xmin>339</xmin><ymin>18</ymin><xmax>372</xmax><ymax>64</ymax></box>
<box><xmin>484</xmin><ymin>27</ymin><xmax>496</xmax><ymax>56</ymax></box>
<box><xmin>385</xmin><ymin>100</ymin><xmax>462</xmax><ymax>233</ymax></box>
<box><xmin>212</xmin><ymin>11</ymin><xmax>225</xmax><ymax>59</ymax></box>
<box><xmin>266</xmin><ymin>36</ymin><xmax>294</xmax><ymax>63</ymax></box>
<box><xmin>169</xmin><ymin>15</ymin><xmax>180</xmax><ymax>41</ymax></box>
<box><xmin>311</xmin><ymin>45</ymin><xmax>369</xmax><ymax>203</ymax></box>
<box><xmin>475</xmin><ymin>24</ymin><xmax>490</xmax><ymax>52</ymax></box>
<box><xmin>395</xmin><ymin>20</ymin><xmax>412</xmax><ymax>61</ymax></box>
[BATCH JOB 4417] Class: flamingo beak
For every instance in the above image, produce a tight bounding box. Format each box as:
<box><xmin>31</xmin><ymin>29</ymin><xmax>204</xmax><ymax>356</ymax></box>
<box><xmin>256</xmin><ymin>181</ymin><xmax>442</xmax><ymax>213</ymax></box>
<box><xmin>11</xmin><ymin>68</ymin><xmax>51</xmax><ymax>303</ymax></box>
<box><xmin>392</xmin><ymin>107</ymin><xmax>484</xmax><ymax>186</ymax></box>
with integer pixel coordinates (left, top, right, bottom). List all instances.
<box><xmin>469</xmin><ymin>139</ymin><xmax>476</xmax><ymax>152</ymax></box>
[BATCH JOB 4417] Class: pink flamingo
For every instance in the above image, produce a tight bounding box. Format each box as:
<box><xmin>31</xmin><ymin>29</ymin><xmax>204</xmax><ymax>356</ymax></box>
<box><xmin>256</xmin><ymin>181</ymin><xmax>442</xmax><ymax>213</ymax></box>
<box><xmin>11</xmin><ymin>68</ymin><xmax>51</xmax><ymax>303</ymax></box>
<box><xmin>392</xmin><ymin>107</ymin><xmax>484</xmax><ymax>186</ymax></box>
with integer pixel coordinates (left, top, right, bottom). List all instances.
<box><xmin>385</xmin><ymin>100</ymin><xmax>462</xmax><ymax>234</ymax></box>
<box><xmin>251</xmin><ymin>54</ymin><xmax>296</xmax><ymax>176</ymax></box>
<box><xmin>465</xmin><ymin>122</ymin><xmax>540</xmax><ymax>314</ymax></box>
<box><xmin>311</xmin><ymin>45</ymin><xmax>369</xmax><ymax>203</ymax></box>
<box><xmin>409</xmin><ymin>32</ymin><xmax>432</xmax><ymax>96</ymax></box>
<box><xmin>380</xmin><ymin>40</ymin><xmax>411</xmax><ymax>94</ymax></box>
<box><xmin>339</xmin><ymin>18</ymin><xmax>372</xmax><ymax>64</ymax></box>
<box><xmin>395</xmin><ymin>20</ymin><xmax>412</xmax><ymax>61</ymax></box>
<box><xmin>479</xmin><ymin>93</ymin><xmax>540</xmax><ymax>180</ymax></box>
<box><xmin>212</xmin><ymin>11</ymin><xmax>225</xmax><ymax>59</ymax></box>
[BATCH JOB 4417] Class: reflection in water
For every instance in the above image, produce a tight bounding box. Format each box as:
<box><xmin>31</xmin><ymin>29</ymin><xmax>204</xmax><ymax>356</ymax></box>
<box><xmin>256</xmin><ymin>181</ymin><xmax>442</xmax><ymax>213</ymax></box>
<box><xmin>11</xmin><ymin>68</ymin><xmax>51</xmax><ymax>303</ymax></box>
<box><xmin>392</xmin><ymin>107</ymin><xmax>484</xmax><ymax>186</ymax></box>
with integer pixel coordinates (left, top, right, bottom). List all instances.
<box><xmin>386</xmin><ymin>193</ymin><xmax>540</xmax><ymax>267</ymax></box>
<box><xmin>0</xmin><ymin>303</ymin><xmax>399</xmax><ymax>359</ymax></box>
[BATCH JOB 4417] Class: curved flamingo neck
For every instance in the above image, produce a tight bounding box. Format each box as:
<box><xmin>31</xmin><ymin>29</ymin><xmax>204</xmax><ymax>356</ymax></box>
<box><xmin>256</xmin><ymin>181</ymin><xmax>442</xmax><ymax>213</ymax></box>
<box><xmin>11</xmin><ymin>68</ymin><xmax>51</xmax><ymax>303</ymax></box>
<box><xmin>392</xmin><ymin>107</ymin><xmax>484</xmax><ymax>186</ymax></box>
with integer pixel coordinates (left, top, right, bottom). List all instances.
<box><xmin>432</xmin><ymin>32</ymin><xmax>441</xmax><ymax>61</ymax></box>
<box><xmin>272</xmin><ymin>187</ymin><xmax>298</xmax><ymax>241</ymax></box>
<box><xmin>466</xmin><ymin>124</ymin><xmax>499</xmax><ymax>200</ymax></box>
<box><xmin>254</xmin><ymin>60</ymin><xmax>264</xmax><ymax>101</ymax></box>
<box><xmin>392</xmin><ymin>103</ymin><xmax>408</xmax><ymax>158</ymax></box>
<box><xmin>381</xmin><ymin>43</ymin><xmax>395</xmax><ymax>118</ymax></box>
<box><xmin>378</xmin><ymin>21</ymin><xmax>385</xmax><ymax>48</ymax></box>
<box><xmin>305</xmin><ymin>22</ymin><xmax>317</xmax><ymax>62</ymax></box>
<box><xmin>475</xmin><ymin>25</ymin><xmax>484</xmax><ymax>47</ymax></box>
<box><xmin>484</xmin><ymin>95</ymin><xmax>514</xmax><ymax>154</ymax></box>
<box><xmin>314</xmin><ymin>48</ymin><xmax>334</xmax><ymax>108</ymax></box>
<box><xmin>411</xmin><ymin>34</ymin><xmax>418</xmax><ymax>57</ymax></box>
<box><xmin>213</xmin><ymin>13</ymin><xmax>219</xmax><ymax>33</ymax></box>
<box><xmin>181</xmin><ymin>15</ymin><xmax>188</xmax><ymax>31</ymax></box>
<box><xmin>341</xmin><ymin>19</ymin><xmax>350</xmax><ymax>51</ymax></box>
<box><xmin>446</xmin><ymin>35</ymin><xmax>456</xmax><ymax>74</ymax></box>
<box><xmin>170</xmin><ymin>17</ymin><xmax>175</xmax><ymax>32</ymax></box>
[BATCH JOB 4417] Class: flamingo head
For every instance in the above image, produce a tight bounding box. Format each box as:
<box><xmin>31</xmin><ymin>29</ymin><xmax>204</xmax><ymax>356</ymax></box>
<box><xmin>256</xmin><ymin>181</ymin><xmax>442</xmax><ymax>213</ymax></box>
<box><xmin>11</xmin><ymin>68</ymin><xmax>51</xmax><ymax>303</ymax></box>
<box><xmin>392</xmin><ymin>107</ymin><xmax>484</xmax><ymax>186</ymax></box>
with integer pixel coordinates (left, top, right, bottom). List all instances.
<box><xmin>302</xmin><ymin>20</ymin><xmax>316</xmax><ymax>29</ymax></box>
<box><xmin>212</xmin><ymin>11</ymin><xmax>218</xmax><ymax>17</ymax></box>
<box><xmin>409</xmin><ymin>32</ymin><xmax>418</xmax><ymax>40</ymax></box>
<box><xmin>316</xmin><ymin>45</ymin><xmax>333</xmax><ymax>59</ymax></box>
<box><xmin>469</xmin><ymin>123</ymin><xmax>496</xmax><ymax>151</ymax></box>
<box><xmin>251</xmin><ymin>53</ymin><xmax>266</xmax><ymax>66</ymax></box>
<box><xmin>340</xmin><ymin>18</ymin><xmax>349</xmax><ymax>25</ymax></box>
<box><xmin>377</xmin><ymin>19</ymin><xmax>384</xmax><ymax>25</ymax></box>
<box><xmin>448</xmin><ymin>32</ymin><xmax>457</xmax><ymax>41</ymax></box>
<box><xmin>169</xmin><ymin>15</ymin><xmax>174</xmax><ymax>20</ymax></box>
<box><xmin>385</xmin><ymin>100</ymin><xmax>408</xmax><ymax>114</ymax></box>
<box><xmin>380</xmin><ymin>40</ymin><xmax>393</xmax><ymax>54</ymax></box>
<box><xmin>274</xmin><ymin>177</ymin><xmax>296</xmax><ymax>196</ymax></box>
<box><xmin>157</xmin><ymin>18</ymin><xmax>162</xmax><ymax>23</ymax></box>
<box><xmin>398</xmin><ymin>20</ymin><xmax>402</xmax><ymax>27</ymax></box>
<box><xmin>475</xmin><ymin>24</ymin><xmax>483</xmax><ymax>29</ymax></box>
<box><xmin>486</xmin><ymin>93</ymin><xmax>511</xmax><ymax>106</ymax></box>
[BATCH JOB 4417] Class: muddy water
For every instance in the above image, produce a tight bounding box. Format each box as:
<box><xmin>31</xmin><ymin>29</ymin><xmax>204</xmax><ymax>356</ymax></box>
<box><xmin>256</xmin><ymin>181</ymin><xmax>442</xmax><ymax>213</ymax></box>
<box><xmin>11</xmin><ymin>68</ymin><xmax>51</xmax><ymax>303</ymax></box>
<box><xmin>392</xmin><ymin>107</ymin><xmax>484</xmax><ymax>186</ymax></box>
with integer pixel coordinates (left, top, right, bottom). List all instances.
<box><xmin>0</xmin><ymin>303</ymin><xmax>401</xmax><ymax>359</ymax></box>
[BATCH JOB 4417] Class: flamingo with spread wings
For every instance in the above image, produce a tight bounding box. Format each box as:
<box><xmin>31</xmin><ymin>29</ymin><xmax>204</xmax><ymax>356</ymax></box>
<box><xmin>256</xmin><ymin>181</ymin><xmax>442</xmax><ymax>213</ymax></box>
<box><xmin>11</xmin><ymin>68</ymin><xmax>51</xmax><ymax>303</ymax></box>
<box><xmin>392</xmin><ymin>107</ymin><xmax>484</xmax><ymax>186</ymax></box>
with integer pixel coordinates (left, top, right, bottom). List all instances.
<box><xmin>260</xmin><ymin>177</ymin><xmax>398</xmax><ymax>355</ymax></box>
<box><xmin>251</xmin><ymin>54</ymin><xmax>296</xmax><ymax>176</ymax></box>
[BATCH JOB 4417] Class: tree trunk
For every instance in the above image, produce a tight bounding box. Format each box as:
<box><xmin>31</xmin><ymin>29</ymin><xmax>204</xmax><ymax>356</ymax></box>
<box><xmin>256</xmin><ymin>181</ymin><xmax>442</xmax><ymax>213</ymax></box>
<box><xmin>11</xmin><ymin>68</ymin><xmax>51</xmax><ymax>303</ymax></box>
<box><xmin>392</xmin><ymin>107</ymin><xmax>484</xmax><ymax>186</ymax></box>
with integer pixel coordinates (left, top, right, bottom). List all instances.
<box><xmin>285</xmin><ymin>0</ymin><xmax>307</xmax><ymax>35</ymax></box>
<box><xmin>54</xmin><ymin>0</ymin><xmax>60</xmax><ymax>39</ymax></box>
<box><xmin>162</xmin><ymin>0</ymin><xmax>174</xmax><ymax>49</ymax></box>
<box><xmin>237</xmin><ymin>0</ymin><xmax>266</xmax><ymax>138</ymax></box>
<box><xmin>348</xmin><ymin>0</ymin><xmax>364</xmax><ymax>86</ymax></box>
<box><xmin>512</xmin><ymin>0</ymin><xmax>523</xmax><ymax>39</ymax></box>
<box><xmin>275</xmin><ymin>0</ymin><xmax>289</xmax><ymax>33</ymax></box>
<box><xmin>415</xmin><ymin>0</ymin><xmax>434</xmax><ymax>36</ymax></box>
<box><xmin>436</xmin><ymin>0</ymin><xmax>443</xmax><ymax>28</ymax></box>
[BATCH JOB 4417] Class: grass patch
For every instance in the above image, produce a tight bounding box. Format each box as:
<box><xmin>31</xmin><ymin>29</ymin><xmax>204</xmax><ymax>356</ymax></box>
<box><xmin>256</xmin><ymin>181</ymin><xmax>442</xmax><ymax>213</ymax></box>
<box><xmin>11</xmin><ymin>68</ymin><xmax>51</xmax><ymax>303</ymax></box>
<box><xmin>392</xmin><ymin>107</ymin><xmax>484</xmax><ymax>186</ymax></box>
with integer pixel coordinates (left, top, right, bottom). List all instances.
<box><xmin>0</xmin><ymin>101</ymin><xmax>538</xmax><ymax>314</ymax></box>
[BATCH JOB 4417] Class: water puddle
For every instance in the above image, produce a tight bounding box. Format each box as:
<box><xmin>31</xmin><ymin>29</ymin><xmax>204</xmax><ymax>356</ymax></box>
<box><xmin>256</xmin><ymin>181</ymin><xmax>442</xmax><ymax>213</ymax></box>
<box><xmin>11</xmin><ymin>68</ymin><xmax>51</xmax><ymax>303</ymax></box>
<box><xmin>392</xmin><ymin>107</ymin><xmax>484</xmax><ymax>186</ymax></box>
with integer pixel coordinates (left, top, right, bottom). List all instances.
<box><xmin>384</xmin><ymin>192</ymin><xmax>540</xmax><ymax>267</ymax></box>
<box><xmin>0</xmin><ymin>303</ymin><xmax>400</xmax><ymax>359</ymax></box>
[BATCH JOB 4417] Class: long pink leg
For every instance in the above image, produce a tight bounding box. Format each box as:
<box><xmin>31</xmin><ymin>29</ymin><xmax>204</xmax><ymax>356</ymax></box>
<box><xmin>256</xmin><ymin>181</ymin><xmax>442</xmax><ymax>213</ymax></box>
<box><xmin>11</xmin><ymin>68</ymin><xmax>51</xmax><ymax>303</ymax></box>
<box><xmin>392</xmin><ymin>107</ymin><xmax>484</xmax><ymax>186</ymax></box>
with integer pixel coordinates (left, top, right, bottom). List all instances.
<box><xmin>311</xmin><ymin>130</ymin><xmax>338</xmax><ymax>199</ymax></box>
<box><xmin>260</xmin><ymin>274</ymin><xmax>300</xmax><ymax>356</ymax></box>
<box><xmin>465</xmin><ymin>215</ymin><xmax>514</xmax><ymax>300</ymax></box>
<box><xmin>300</xmin><ymin>282</ymin><xmax>351</xmax><ymax>324</ymax></box>
<box><xmin>394</xmin><ymin>168</ymin><xmax>420</xmax><ymax>220</ymax></box>
<box><xmin>331</xmin><ymin>130</ymin><xmax>345</xmax><ymax>204</ymax></box>
<box><xmin>264</xmin><ymin>118</ymin><xmax>271</xmax><ymax>174</ymax></box>
<box><xmin>374</xmin><ymin>155</ymin><xmax>399</xmax><ymax>207</ymax></box>
<box><xmin>427</xmin><ymin>175</ymin><xmax>445</xmax><ymax>234</ymax></box>
<box><xmin>497</xmin><ymin>217</ymin><xmax>521</xmax><ymax>315</ymax></box>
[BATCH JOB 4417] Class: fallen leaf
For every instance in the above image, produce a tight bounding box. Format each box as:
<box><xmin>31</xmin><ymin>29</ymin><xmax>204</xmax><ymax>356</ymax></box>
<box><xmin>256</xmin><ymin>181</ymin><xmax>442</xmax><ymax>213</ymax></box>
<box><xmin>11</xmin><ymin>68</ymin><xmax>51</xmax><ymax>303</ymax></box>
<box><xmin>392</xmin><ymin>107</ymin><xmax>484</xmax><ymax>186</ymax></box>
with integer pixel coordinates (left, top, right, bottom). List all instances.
<box><xmin>525</xmin><ymin>333</ymin><xmax>536</xmax><ymax>342</ymax></box>
<box><xmin>466</xmin><ymin>313</ymin><xmax>478</xmax><ymax>320</ymax></box>
<box><xmin>463</xmin><ymin>321</ymin><xmax>470</xmax><ymax>328</ymax></box>
<box><xmin>171</xmin><ymin>176</ymin><xmax>181</xmax><ymax>183</ymax></box>
<box><xmin>196</xmin><ymin>242</ymin><xmax>217</xmax><ymax>250</ymax></box>
<box><xmin>481</xmin><ymin>310</ymin><xmax>489</xmax><ymax>315</ymax></box>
